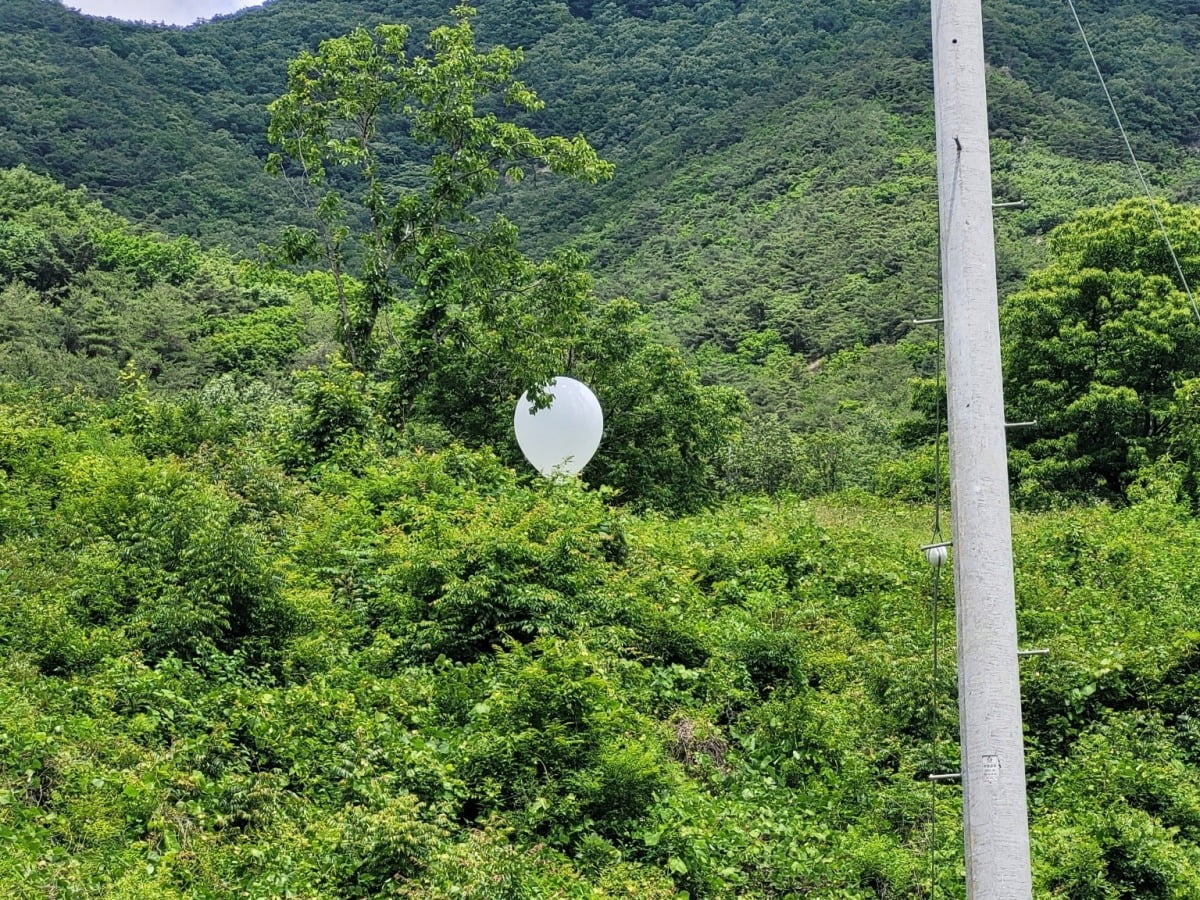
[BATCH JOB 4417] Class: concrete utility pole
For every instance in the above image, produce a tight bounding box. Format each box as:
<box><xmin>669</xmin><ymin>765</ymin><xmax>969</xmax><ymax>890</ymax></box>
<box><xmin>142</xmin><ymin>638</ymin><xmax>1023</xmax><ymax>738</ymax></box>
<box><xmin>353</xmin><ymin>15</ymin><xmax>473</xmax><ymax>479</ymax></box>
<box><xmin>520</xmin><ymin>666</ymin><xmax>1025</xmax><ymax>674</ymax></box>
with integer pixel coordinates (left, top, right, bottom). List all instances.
<box><xmin>930</xmin><ymin>0</ymin><xmax>1034</xmax><ymax>896</ymax></box>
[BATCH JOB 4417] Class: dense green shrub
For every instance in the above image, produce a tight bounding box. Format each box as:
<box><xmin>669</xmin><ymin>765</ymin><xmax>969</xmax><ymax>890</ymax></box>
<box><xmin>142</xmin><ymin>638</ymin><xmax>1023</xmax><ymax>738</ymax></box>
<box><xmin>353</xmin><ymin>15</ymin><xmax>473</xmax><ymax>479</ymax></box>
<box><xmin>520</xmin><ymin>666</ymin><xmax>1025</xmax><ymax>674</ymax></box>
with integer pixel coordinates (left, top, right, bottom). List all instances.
<box><xmin>3</xmin><ymin>377</ymin><xmax>1200</xmax><ymax>896</ymax></box>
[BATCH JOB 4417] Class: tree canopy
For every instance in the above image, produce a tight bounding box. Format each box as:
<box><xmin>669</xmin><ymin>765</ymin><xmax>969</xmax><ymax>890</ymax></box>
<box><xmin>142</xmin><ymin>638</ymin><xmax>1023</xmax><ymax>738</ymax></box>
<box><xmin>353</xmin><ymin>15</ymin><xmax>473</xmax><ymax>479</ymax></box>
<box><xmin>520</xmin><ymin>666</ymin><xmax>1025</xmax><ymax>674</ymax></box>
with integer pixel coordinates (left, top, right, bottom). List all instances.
<box><xmin>266</xmin><ymin>6</ymin><xmax>612</xmax><ymax>373</ymax></box>
<box><xmin>264</xmin><ymin>8</ymin><xmax>740</xmax><ymax>514</ymax></box>
<box><xmin>1002</xmin><ymin>199</ymin><xmax>1200</xmax><ymax>504</ymax></box>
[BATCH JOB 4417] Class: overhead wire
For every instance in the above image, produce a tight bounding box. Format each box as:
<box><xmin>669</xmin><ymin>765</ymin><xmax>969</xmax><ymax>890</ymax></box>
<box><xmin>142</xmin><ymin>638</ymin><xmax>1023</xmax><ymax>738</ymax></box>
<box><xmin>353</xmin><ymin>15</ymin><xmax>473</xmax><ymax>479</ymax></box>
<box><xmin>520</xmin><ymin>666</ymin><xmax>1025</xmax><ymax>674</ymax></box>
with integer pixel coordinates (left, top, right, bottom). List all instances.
<box><xmin>927</xmin><ymin>316</ymin><xmax>947</xmax><ymax>900</ymax></box>
<box><xmin>1063</xmin><ymin>0</ymin><xmax>1200</xmax><ymax>327</ymax></box>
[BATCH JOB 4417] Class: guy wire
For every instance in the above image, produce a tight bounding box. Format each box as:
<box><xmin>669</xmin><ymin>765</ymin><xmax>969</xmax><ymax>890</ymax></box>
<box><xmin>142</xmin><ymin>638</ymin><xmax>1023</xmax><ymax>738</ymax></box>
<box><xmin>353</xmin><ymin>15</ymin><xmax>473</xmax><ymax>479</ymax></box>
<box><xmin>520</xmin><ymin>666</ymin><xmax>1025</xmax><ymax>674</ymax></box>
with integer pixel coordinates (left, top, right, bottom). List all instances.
<box><xmin>932</xmin><ymin>324</ymin><xmax>944</xmax><ymax>540</ymax></box>
<box><xmin>928</xmin><ymin>317</ymin><xmax>946</xmax><ymax>899</ymax></box>
<box><xmin>1064</xmin><ymin>0</ymin><xmax>1200</xmax><ymax>327</ymax></box>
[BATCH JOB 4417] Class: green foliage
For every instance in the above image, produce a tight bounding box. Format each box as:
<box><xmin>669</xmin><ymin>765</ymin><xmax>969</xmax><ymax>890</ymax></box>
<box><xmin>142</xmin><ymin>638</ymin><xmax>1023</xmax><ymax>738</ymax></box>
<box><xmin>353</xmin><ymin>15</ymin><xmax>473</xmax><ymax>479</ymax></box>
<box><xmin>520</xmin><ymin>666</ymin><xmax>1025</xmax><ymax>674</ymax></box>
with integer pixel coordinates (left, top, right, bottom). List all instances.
<box><xmin>723</xmin><ymin>343</ymin><xmax>927</xmax><ymax>500</ymax></box>
<box><xmin>723</xmin><ymin>413</ymin><xmax>810</xmax><ymax>497</ymax></box>
<box><xmin>6</xmin><ymin>0</ymin><xmax>1198</xmax><ymax>508</ymax></box>
<box><xmin>344</xmin><ymin>451</ymin><xmax>627</xmax><ymax>663</ymax></box>
<box><xmin>0</xmin><ymin>167</ymin><xmax>319</xmax><ymax>396</ymax></box>
<box><xmin>0</xmin><ymin>166</ymin><xmax>110</xmax><ymax>293</ymax></box>
<box><xmin>278</xmin><ymin>361</ymin><xmax>382</xmax><ymax>470</ymax></box>
<box><xmin>1013</xmin><ymin>498</ymin><xmax>1200</xmax><ymax>896</ymax></box>
<box><xmin>1002</xmin><ymin>199</ymin><xmax>1200</xmax><ymax>504</ymax></box>
<box><xmin>7</xmin><ymin>0</ymin><xmax>1189</xmax><ymax>457</ymax></box>
<box><xmin>570</xmin><ymin>298</ymin><xmax>745</xmax><ymax>513</ymax></box>
<box><xmin>95</xmin><ymin>229</ymin><xmax>201</xmax><ymax>287</ymax></box>
<box><xmin>1169</xmin><ymin>377</ymin><xmax>1200</xmax><ymax>509</ymax></box>
<box><xmin>6</xmin><ymin>3</ymin><xmax>1200</xmax><ymax>897</ymax></box>
<box><xmin>266</xmin><ymin>7</ymin><xmax>612</xmax><ymax>376</ymax></box>
<box><xmin>260</xmin><ymin>11</ymin><xmax>749</xmax><ymax>514</ymax></box>
<box><xmin>3</xmin><ymin>383</ymin><xmax>1200</xmax><ymax>895</ymax></box>
<box><xmin>4</xmin><ymin>452</ymin><xmax>287</xmax><ymax>669</ymax></box>
<box><xmin>204</xmin><ymin>304</ymin><xmax>308</xmax><ymax>376</ymax></box>
<box><xmin>460</xmin><ymin>637</ymin><xmax>669</xmax><ymax>848</ymax></box>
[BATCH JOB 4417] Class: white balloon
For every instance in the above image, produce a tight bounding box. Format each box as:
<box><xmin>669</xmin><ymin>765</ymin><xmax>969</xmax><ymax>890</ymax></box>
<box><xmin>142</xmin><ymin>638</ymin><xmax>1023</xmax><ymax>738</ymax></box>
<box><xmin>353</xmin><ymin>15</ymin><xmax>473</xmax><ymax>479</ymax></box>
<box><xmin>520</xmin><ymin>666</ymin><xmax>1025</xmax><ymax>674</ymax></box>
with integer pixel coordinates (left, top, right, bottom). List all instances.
<box><xmin>513</xmin><ymin>377</ymin><xmax>603</xmax><ymax>479</ymax></box>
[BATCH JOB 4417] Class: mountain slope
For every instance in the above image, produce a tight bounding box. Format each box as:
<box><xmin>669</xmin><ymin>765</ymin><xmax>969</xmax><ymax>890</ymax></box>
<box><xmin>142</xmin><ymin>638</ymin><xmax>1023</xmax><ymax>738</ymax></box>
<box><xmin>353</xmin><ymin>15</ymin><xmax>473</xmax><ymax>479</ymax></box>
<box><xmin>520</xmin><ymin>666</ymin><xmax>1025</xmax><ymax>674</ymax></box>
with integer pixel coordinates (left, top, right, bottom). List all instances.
<box><xmin>9</xmin><ymin>2</ymin><xmax>1199</xmax><ymax>254</ymax></box>
<box><xmin>5</xmin><ymin>0</ymin><xmax>1200</xmax><ymax>418</ymax></box>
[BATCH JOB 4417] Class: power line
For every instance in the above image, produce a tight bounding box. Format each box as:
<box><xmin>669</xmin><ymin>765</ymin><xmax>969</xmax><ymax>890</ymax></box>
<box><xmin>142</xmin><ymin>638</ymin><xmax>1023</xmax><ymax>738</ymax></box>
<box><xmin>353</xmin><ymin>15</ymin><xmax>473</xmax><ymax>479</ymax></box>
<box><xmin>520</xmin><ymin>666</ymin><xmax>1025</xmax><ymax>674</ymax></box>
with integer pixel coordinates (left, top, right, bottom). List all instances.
<box><xmin>927</xmin><ymin>317</ymin><xmax>948</xmax><ymax>899</ymax></box>
<box><xmin>1063</xmin><ymin>0</ymin><xmax>1200</xmax><ymax>327</ymax></box>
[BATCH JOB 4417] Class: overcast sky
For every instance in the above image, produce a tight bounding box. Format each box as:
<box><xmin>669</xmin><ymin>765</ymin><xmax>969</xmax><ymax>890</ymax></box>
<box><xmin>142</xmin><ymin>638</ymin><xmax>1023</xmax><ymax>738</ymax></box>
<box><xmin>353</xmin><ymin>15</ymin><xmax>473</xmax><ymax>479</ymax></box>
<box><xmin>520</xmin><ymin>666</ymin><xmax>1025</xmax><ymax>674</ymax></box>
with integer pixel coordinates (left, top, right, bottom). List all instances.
<box><xmin>65</xmin><ymin>1</ymin><xmax>263</xmax><ymax>26</ymax></box>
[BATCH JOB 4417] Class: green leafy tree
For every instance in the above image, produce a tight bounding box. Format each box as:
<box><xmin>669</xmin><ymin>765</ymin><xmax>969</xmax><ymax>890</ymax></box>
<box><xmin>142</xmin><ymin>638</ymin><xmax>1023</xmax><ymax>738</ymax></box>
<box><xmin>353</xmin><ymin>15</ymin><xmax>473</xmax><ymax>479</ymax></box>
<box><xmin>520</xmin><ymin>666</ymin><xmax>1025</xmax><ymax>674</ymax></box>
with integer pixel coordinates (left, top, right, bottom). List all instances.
<box><xmin>266</xmin><ymin>10</ymin><xmax>743</xmax><ymax>514</ymax></box>
<box><xmin>566</xmin><ymin>298</ymin><xmax>745</xmax><ymax>514</ymax></box>
<box><xmin>266</xmin><ymin>6</ymin><xmax>612</xmax><ymax>399</ymax></box>
<box><xmin>1002</xmin><ymin>199</ymin><xmax>1200</xmax><ymax>504</ymax></box>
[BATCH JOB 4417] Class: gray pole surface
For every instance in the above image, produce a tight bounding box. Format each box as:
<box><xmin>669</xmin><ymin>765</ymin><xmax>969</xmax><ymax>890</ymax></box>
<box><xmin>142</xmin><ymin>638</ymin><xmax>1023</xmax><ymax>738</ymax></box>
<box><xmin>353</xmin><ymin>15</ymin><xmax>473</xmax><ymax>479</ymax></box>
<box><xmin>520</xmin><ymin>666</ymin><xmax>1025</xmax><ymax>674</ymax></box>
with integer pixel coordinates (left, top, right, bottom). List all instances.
<box><xmin>930</xmin><ymin>0</ymin><xmax>1034</xmax><ymax>896</ymax></box>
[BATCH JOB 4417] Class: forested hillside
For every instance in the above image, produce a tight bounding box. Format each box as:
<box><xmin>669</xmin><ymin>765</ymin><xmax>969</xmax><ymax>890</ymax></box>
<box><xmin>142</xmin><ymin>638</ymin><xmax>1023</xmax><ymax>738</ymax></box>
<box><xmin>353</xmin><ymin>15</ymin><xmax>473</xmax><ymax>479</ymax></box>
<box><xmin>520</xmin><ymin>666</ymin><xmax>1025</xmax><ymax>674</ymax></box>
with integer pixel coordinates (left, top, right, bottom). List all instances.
<box><xmin>6</xmin><ymin>0</ymin><xmax>1198</xmax><ymax>473</ymax></box>
<box><xmin>7</xmin><ymin>0</ymin><xmax>1200</xmax><ymax>358</ymax></box>
<box><xmin>3</xmin><ymin>0</ymin><xmax>1200</xmax><ymax>896</ymax></box>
